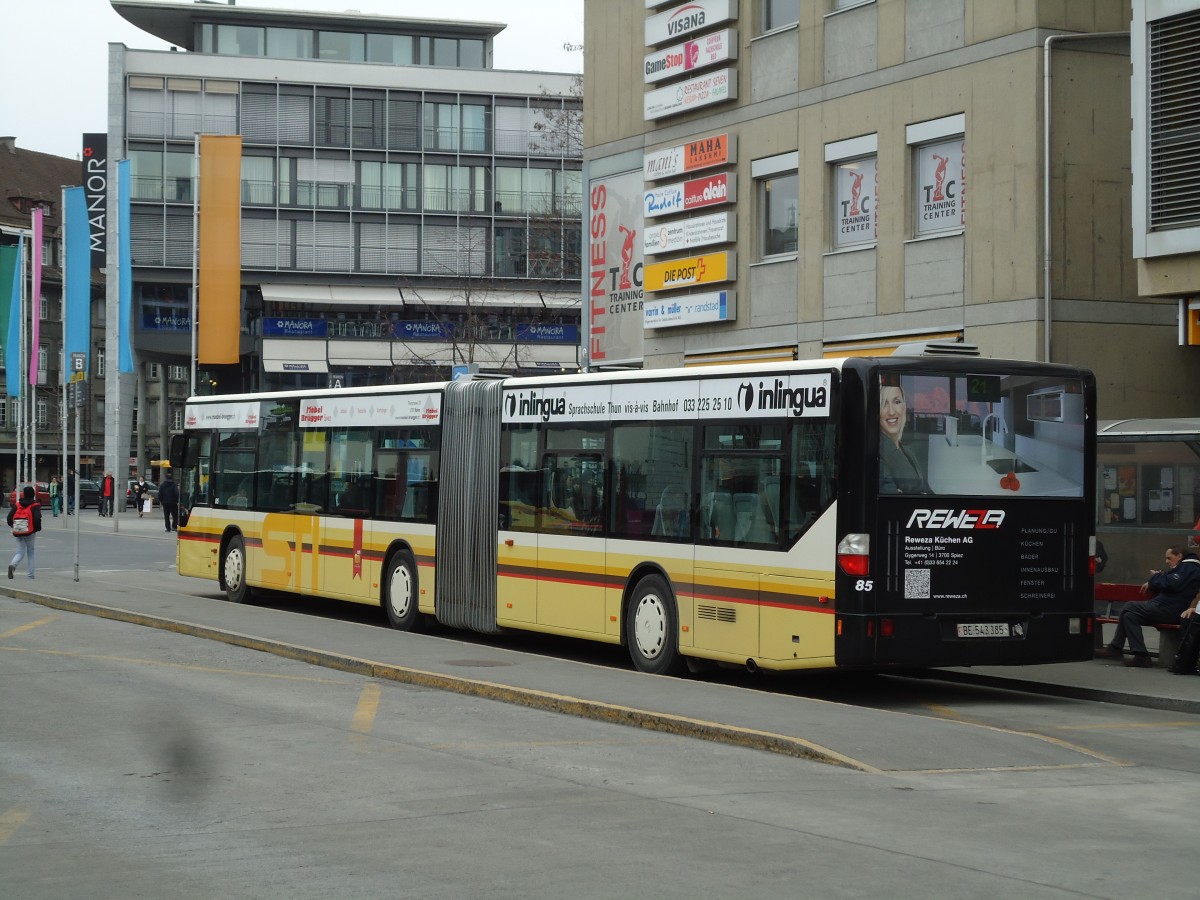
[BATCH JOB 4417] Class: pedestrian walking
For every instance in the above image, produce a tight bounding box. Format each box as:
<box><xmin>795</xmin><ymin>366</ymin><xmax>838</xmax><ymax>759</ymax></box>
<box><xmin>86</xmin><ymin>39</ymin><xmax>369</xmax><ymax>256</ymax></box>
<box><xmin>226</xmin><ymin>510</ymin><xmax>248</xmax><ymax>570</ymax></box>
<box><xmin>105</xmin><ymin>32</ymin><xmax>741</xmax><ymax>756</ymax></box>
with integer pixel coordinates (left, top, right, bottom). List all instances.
<box><xmin>7</xmin><ymin>485</ymin><xmax>42</xmax><ymax>579</ymax></box>
<box><xmin>100</xmin><ymin>471</ymin><xmax>115</xmax><ymax>517</ymax></box>
<box><xmin>49</xmin><ymin>475</ymin><xmax>61</xmax><ymax>517</ymax></box>
<box><xmin>159</xmin><ymin>470</ymin><xmax>180</xmax><ymax>532</ymax></box>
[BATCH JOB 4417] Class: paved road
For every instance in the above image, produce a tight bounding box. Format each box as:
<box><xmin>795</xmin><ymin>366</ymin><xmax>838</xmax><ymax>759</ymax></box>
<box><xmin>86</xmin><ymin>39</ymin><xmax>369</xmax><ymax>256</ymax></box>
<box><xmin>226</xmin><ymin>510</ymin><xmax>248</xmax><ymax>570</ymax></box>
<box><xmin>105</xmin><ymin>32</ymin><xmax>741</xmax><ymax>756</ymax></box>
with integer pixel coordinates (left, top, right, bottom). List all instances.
<box><xmin>2</xmin><ymin>513</ymin><xmax>1199</xmax><ymax>896</ymax></box>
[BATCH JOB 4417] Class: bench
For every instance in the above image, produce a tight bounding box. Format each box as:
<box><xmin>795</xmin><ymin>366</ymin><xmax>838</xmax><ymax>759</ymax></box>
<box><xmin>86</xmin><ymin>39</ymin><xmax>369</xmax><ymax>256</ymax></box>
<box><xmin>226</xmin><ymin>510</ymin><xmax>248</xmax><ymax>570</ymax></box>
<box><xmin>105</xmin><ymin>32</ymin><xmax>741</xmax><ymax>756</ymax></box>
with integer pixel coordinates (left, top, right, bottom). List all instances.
<box><xmin>1094</xmin><ymin>582</ymin><xmax>1182</xmax><ymax>665</ymax></box>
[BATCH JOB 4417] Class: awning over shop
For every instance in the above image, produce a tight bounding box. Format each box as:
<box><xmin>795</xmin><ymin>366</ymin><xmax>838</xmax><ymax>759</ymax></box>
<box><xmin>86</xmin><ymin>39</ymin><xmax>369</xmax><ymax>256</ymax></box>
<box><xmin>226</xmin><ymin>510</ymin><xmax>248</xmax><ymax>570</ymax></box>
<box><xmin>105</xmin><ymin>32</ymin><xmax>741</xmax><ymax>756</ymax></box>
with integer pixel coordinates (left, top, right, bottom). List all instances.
<box><xmin>262</xmin><ymin>338</ymin><xmax>329</xmax><ymax>373</ymax></box>
<box><xmin>260</xmin><ymin>283</ymin><xmax>579</xmax><ymax>309</ymax></box>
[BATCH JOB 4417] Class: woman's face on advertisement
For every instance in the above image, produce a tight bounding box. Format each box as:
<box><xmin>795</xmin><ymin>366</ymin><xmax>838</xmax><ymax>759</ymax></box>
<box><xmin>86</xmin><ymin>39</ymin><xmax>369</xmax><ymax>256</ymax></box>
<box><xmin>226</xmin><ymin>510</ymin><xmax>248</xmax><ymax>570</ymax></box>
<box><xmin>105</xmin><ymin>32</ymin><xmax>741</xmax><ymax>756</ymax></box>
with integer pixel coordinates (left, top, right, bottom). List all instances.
<box><xmin>880</xmin><ymin>386</ymin><xmax>905</xmax><ymax>442</ymax></box>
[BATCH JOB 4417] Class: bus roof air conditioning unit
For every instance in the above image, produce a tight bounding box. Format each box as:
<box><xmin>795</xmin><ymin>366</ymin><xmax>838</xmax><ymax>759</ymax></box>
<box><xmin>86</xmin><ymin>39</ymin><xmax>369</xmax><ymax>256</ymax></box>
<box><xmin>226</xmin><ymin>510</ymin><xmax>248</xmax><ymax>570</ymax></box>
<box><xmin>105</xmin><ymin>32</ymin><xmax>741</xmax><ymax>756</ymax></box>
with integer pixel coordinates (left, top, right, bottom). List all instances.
<box><xmin>891</xmin><ymin>340</ymin><xmax>980</xmax><ymax>358</ymax></box>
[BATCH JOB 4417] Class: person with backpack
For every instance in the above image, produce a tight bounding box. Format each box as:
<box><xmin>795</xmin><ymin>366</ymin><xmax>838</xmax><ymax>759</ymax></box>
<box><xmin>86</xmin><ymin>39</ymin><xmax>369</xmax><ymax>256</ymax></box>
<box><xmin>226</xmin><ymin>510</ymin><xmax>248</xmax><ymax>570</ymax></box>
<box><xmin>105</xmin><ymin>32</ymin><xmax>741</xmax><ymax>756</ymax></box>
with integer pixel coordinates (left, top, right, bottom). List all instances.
<box><xmin>7</xmin><ymin>485</ymin><xmax>42</xmax><ymax>579</ymax></box>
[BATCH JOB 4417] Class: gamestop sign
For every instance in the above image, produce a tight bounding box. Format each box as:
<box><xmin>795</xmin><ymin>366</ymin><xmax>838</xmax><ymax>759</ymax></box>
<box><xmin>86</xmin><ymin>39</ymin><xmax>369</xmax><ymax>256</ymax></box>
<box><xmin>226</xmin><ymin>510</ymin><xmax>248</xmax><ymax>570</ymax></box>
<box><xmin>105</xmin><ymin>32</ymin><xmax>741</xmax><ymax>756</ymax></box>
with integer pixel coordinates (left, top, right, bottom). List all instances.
<box><xmin>644</xmin><ymin>69</ymin><xmax>737</xmax><ymax>121</ymax></box>
<box><xmin>645</xmin><ymin>0</ymin><xmax>738</xmax><ymax>46</ymax></box>
<box><xmin>644</xmin><ymin>28</ymin><xmax>738</xmax><ymax>83</ymax></box>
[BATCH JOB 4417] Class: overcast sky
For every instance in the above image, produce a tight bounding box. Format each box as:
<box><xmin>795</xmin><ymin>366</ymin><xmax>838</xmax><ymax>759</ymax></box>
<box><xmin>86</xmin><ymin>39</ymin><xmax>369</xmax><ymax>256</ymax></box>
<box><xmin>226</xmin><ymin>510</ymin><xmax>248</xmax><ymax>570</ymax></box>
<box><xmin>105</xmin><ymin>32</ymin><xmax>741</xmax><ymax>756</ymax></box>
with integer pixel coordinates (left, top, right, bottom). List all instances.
<box><xmin>2</xmin><ymin>0</ymin><xmax>584</xmax><ymax>160</ymax></box>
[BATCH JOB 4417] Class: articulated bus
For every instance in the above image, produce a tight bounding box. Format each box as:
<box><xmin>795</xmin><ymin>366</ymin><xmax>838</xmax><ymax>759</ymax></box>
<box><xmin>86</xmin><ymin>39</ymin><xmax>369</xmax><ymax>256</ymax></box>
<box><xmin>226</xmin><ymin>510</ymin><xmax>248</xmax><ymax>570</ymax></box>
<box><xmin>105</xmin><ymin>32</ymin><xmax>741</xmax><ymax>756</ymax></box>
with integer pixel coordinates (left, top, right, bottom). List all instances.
<box><xmin>171</xmin><ymin>353</ymin><xmax>1098</xmax><ymax>674</ymax></box>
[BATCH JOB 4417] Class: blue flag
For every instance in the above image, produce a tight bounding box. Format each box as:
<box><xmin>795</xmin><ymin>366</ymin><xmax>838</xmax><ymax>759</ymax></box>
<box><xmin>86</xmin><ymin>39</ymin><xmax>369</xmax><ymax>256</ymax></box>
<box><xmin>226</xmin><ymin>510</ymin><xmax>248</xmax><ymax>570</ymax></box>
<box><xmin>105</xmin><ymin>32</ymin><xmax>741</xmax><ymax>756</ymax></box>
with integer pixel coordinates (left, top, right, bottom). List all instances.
<box><xmin>3</xmin><ymin>237</ymin><xmax>23</xmax><ymax>398</ymax></box>
<box><xmin>63</xmin><ymin>187</ymin><xmax>90</xmax><ymax>378</ymax></box>
<box><xmin>118</xmin><ymin>159</ymin><xmax>134</xmax><ymax>373</ymax></box>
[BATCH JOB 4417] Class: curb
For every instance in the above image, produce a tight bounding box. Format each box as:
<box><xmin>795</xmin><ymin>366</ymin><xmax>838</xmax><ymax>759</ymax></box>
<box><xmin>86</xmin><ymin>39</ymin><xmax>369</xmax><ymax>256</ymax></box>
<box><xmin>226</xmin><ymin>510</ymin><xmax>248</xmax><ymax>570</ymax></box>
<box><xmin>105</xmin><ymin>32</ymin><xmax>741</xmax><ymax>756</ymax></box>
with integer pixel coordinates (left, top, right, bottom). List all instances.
<box><xmin>926</xmin><ymin>668</ymin><xmax>1200</xmax><ymax>716</ymax></box>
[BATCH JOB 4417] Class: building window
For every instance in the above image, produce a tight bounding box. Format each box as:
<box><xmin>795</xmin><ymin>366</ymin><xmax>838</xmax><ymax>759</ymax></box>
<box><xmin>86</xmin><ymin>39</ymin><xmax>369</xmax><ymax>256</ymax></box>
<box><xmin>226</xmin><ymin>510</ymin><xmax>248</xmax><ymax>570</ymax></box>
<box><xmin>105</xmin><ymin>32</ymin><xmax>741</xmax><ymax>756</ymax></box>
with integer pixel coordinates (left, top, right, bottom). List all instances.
<box><xmin>907</xmin><ymin>114</ymin><xmax>965</xmax><ymax>237</ymax></box>
<box><xmin>752</xmin><ymin>152</ymin><xmax>799</xmax><ymax>259</ymax></box>
<box><xmin>318</xmin><ymin>31</ymin><xmax>365</xmax><ymax>62</ymax></box>
<box><xmin>172</xmin><ymin>408</ymin><xmax>184</xmax><ymax>431</ymax></box>
<box><xmin>826</xmin><ymin>134</ymin><xmax>878</xmax><ymax>249</ymax></box>
<box><xmin>242</xmin><ymin>156</ymin><xmax>275</xmax><ymax>206</ymax></box>
<box><xmin>169</xmin><ymin>365</ymin><xmax>188</xmax><ymax>381</ymax></box>
<box><xmin>217</xmin><ymin>24</ymin><xmax>265</xmax><ymax>56</ymax></box>
<box><xmin>39</xmin><ymin>297</ymin><xmax>48</xmax><ymax>320</ymax></box>
<box><xmin>149</xmin><ymin>363</ymin><xmax>160</xmax><ymax>379</ymax></box>
<box><xmin>423</xmin><ymin>165</ymin><xmax>485</xmax><ymax>214</ymax></box>
<box><xmin>96</xmin><ymin>348</ymin><xmax>105</xmax><ymax>377</ymax></box>
<box><xmin>764</xmin><ymin>0</ymin><xmax>800</xmax><ymax>30</ymax></box>
<box><xmin>360</xmin><ymin>161</ymin><xmax>417</xmax><ymax>210</ymax></box>
<box><xmin>36</xmin><ymin>400</ymin><xmax>47</xmax><ymax>428</ymax></box>
<box><xmin>266</xmin><ymin>27</ymin><xmax>314</xmax><ymax>59</ymax></box>
<box><xmin>1147</xmin><ymin>10</ymin><xmax>1200</xmax><ymax>231</ymax></box>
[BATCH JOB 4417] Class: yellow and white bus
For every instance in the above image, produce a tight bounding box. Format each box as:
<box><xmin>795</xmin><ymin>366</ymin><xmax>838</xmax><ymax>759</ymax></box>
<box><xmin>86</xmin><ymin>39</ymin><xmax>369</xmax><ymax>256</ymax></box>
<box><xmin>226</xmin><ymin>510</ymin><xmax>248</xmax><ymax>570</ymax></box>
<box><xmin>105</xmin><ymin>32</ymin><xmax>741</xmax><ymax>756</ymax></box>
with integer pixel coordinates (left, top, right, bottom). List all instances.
<box><xmin>172</xmin><ymin>353</ymin><xmax>1098</xmax><ymax>673</ymax></box>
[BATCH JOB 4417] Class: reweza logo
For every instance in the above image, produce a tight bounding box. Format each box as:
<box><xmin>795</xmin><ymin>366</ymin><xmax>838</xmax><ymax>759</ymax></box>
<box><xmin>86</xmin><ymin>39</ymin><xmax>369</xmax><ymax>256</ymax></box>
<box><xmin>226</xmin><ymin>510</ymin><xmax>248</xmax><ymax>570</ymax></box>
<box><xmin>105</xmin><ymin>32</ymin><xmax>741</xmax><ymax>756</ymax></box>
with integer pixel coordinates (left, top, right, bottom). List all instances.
<box><xmin>906</xmin><ymin>509</ymin><xmax>1005</xmax><ymax>529</ymax></box>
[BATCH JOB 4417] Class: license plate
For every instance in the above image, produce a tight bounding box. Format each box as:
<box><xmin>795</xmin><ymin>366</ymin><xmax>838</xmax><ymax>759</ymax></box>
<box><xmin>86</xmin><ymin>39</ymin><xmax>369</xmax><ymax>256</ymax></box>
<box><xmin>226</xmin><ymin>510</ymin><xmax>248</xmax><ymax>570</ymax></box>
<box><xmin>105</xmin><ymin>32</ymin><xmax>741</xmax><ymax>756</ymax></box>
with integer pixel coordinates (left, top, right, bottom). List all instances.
<box><xmin>956</xmin><ymin>622</ymin><xmax>1010</xmax><ymax>638</ymax></box>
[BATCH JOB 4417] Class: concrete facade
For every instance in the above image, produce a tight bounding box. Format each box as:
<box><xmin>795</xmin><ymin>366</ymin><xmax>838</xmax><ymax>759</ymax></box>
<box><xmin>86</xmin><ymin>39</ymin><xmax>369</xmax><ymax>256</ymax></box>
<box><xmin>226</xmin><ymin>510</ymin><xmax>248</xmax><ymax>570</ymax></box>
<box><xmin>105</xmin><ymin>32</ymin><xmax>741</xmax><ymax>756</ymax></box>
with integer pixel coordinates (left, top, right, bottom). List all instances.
<box><xmin>585</xmin><ymin>0</ymin><xmax>1198</xmax><ymax>420</ymax></box>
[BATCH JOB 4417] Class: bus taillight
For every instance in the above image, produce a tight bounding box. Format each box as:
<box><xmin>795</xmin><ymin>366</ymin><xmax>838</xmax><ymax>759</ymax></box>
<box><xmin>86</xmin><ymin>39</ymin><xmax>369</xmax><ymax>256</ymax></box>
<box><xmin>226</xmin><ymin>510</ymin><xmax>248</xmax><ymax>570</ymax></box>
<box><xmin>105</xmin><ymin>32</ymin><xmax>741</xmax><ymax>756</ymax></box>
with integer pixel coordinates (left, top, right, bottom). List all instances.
<box><xmin>837</xmin><ymin>533</ymin><xmax>870</xmax><ymax>576</ymax></box>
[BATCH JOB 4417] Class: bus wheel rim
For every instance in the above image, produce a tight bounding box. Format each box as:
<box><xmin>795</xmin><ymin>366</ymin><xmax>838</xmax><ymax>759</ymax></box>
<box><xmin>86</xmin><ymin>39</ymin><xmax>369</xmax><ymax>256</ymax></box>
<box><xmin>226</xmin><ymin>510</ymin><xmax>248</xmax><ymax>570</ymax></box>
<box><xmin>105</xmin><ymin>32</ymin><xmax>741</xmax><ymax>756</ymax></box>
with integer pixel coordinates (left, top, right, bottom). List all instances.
<box><xmin>225</xmin><ymin>548</ymin><xmax>243</xmax><ymax>591</ymax></box>
<box><xmin>633</xmin><ymin>593</ymin><xmax>667</xmax><ymax>660</ymax></box>
<box><xmin>390</xmin><ymin>563</ymin><xmax>413</xmax><ymax>618</ymax></box>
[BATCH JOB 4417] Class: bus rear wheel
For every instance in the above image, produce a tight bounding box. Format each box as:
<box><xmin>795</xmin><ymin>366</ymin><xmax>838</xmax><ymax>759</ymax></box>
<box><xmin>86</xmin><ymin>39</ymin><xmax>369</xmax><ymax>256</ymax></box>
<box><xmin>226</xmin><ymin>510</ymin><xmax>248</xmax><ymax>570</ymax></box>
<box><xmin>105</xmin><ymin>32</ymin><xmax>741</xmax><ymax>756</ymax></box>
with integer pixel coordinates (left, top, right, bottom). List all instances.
<box><xmin>626</xmin><ymin>574</ymin><xmax>684</xmax><ymax>676</ymax></box>
<box><xmin>222</xmin><ymin>535</ymin><xmax>251</xmax><ymax>604</ymax></box>
<box><xmin>383</xmin><ymin>550</ymin><xmax>423</xmax><ymax>632</ymax></box>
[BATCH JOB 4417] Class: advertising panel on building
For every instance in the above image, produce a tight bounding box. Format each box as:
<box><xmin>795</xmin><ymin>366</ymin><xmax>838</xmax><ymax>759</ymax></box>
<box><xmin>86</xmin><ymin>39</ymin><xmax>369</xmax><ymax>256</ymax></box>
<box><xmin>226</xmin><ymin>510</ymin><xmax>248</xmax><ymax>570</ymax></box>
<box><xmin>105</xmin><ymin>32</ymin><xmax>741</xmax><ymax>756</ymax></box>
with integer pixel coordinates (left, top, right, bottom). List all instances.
<box><xmin>644</xmin><ymin>28</ymin><xmax>738</xmax><ymax>83</ymax></box>
<box><xmin>645</xmin><ymin>0</ymin><xmax>739</xmax><ymax>46</ymax></box>
<box><xmin>644</xmin><ymin>69</ymin><xmax>737</xmax><ymax>120</ymax></box>
<box><xmin>644</xmin><ymin>133</ymin><xmax>736</xmax><ymax>180</ymax></box>
<box><xmin>643</xmin><ymin>250</ymin><xmax>735</xmax><ymax>292</ymax></box>
<box><xmin>588</xmin><ymin>170</ymin><xmax>645</xmax><ymax>366</ymax></box>
<box><xmin>644</xmin><ymin>289</ymin><xmax>735</xmax><ymax>329</ymax></box>
<box><xmin>644</xmin><ymin>172</ymin><xmax>736</xmax><ymax>218</ymax></box>
<box><xmin>81</xmin><ymin>133</ymin><xmax>107</xmax><ymax>269</ymax></box>
<box><xmin>643</xmin><ymin>211</ymin><xmax>735</xmax><ymax>256</ymax></box>
<box><xmin>833</xmin><ymin>157</ymin><xmax>877</xmax><ymax>248</ymax></box>
<box><xmin>915</xmin><ymin>139</ymin><xmax>965</xmax><ymax>235</ymax></box>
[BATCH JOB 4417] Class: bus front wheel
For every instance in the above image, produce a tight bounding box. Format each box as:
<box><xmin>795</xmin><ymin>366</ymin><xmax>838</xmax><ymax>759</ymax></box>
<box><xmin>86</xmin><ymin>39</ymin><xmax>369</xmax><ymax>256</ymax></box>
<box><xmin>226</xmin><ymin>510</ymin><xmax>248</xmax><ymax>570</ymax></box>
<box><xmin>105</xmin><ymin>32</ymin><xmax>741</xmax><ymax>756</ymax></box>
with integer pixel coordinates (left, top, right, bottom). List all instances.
<box><xmin>222</xmin><ymin>535</ymin><xmax>250</xmax><ymax>604</ymax></box>
<box><xmin>626</xmin><ymin>574</ymin><xmax>684</xmax><ymax>676</ymax></box>
<box><xmin>383</xmin><ymin>550</ymin><xmax>423</xmax><ymax>632</ymax></box>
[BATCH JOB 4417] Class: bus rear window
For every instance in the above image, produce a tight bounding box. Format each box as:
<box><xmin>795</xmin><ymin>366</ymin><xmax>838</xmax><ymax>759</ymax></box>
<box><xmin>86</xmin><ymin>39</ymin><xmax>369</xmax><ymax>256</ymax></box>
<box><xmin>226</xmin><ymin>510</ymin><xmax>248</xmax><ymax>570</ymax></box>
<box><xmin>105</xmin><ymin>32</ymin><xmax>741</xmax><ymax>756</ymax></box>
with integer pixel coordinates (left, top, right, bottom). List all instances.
<box><xmin>877</xmin><ymin>372</ymin><xmax>1085</xmax><ymax>498</ymax></box>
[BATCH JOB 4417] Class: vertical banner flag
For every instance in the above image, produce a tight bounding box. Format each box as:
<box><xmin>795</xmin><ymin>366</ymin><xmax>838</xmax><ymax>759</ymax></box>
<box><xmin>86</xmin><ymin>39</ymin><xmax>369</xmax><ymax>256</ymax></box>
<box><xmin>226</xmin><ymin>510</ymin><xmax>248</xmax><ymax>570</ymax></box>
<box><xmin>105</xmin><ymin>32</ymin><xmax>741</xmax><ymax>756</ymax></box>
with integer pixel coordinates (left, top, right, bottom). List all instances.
<box><xmin>29</xmin><ymin>208</ymin><xmax>43</xmax><ymax>385</ymax></box>
<box><xmin>117</xmin><ymin>159</ymin><xmax>134</xmax><ymax>373</ymax></box>
<box><xmin>3</xmin><ymin>237</ymin><xmax>23</xmax><ymax>397</ymax></box>
<box><xmin>63</xmin><ymin>187</ymin><xmax>91</xmax><ymax>376</ymax></box>
<box><xmin>82</xmin><ymin>134</ymin><xmax>108</xmax><ymax>269</ymax></box>
<box><xmin>0</xmin><ymin>242</ymin><xmax>19</xmax><ymax>397</ymax></box>
<box><xmin>198</xmin><ymin>134</ymin><xmax>242</xmax><ymax>364</ymax></box>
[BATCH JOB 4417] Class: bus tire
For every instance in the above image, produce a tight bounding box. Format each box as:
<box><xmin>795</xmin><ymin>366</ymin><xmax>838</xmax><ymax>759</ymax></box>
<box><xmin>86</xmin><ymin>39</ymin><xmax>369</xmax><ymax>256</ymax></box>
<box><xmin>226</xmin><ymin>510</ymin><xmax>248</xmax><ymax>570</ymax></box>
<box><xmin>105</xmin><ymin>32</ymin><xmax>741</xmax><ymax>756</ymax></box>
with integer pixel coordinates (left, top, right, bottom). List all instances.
<box><xmin>222</xmin><ymin>534</ymin><xmax>250</xmax><ymax>604</ymax></box>
<box><xmin>626</xmin><ymin>574</ymin><xmax>685</xmax><ymax>676</ymax></box>
<box><xmin>383</xmin><ymin>550</ymin><xmax>422</xmax><ymax>632</ymax></box>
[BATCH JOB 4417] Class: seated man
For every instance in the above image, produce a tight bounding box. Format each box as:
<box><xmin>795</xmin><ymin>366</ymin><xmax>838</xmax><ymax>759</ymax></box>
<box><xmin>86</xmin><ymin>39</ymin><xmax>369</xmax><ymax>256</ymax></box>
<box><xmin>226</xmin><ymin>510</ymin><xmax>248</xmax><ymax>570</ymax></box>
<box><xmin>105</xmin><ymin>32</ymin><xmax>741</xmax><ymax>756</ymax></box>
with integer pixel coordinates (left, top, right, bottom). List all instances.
<box><xmin>1097</xmin><ymin>545</ymin><xmax>1200</xmax><ymax>667</ymax></box>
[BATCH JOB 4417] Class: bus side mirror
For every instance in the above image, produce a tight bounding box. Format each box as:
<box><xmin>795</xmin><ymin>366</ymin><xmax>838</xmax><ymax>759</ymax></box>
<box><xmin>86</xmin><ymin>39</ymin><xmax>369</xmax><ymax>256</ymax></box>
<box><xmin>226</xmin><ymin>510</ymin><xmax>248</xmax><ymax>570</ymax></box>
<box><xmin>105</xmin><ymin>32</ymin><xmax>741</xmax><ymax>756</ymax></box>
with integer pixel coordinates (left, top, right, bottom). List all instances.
<box><xmin>169</xmin><ymin>433</ymin><xmax>188</xmax><ymax>469</ymax></box>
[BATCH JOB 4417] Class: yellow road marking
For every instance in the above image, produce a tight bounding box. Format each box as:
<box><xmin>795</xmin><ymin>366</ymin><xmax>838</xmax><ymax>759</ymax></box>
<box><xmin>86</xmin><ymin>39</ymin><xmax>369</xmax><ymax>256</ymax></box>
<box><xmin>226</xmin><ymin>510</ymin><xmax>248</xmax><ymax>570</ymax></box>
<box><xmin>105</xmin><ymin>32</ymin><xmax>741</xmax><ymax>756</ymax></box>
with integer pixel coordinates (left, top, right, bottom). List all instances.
<box><xmin>0</xmin><ymin>646</ymin><xmax>347</xmax><ymax>684</ymax></box>
<box><xmin>348</xmin><ymin>683</ymin><xmax>382</xmax><ymax>749</ymax></box>
<box><xmin>0</xmin><ymin>614</ymin><xmax>58</xmax><ymax>640</ymax></box>
<box><xmin>919</xmin><ymin>702</ymin><xmax>1130</xmax><ymax>767</ymax></box>
<box><xmin>0</xmin><ymin>807</ymin><xmax>30</xmax><ymax>845</ymax></box>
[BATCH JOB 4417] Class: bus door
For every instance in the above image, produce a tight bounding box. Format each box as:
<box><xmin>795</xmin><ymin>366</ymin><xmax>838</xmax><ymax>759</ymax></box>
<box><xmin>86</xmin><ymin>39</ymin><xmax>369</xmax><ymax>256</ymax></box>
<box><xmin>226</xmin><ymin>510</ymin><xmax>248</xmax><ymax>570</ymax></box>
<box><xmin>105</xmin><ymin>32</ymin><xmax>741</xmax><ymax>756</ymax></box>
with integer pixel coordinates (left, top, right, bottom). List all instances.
<box><xmin>692</xmin><ymin>440</ymin><xmax>775</xmax><ymax>662</ymax></box>
<box><xmin>536</xmin><ymin>450</ymin><xmax>608</xmax><ymax>635</ymax></box>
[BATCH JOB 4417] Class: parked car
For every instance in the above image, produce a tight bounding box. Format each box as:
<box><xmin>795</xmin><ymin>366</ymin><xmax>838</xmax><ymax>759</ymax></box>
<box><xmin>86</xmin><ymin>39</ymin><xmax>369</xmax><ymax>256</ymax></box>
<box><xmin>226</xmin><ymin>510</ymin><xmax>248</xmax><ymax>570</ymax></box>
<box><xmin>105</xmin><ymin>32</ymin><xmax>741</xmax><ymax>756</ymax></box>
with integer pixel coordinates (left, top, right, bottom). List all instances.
<box><xmin>7</xmin><ymin>482</ymin><xmax>52</xmax><ymax>508</ymax></box>
<box><xmin>127</xmin><ymin>480</ymin><xmax>159</xmax><ymax>510</ymax></box>
<box><xmin>78</xmin><ymin>479</ymin><xmax>101</xmax><ymax>510</ymax></box>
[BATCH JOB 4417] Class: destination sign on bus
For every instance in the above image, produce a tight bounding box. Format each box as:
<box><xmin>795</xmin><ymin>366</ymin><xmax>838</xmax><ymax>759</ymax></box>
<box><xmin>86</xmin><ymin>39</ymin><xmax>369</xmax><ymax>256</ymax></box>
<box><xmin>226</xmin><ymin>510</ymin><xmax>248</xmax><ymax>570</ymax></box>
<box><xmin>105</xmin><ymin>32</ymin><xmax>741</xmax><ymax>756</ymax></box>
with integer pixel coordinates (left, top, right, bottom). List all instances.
<box><xmin>298</xmin><ymin>393</ymin><xmax>442</xmax><ymax>427</ymax></box>
<box><xmin>503</xmin><ymin>373</ymin><xmax>831</xmax><ymax>424</ymax></box>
